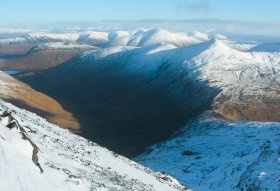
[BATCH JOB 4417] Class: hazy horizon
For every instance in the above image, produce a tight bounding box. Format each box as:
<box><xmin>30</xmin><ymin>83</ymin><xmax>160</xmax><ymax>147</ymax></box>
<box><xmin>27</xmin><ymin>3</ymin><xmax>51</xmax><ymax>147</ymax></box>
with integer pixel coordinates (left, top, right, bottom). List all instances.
<box><xmin>1</xmin><ymin>0</ymin><xmax>280</xmax><ymax>38</ymax></box>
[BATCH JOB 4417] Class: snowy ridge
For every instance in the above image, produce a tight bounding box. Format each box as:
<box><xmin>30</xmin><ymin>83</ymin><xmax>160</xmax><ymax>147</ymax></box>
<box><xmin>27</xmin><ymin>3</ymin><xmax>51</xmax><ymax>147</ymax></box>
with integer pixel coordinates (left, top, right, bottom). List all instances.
<box><xmin>136</xmin><ymin>113</ymin><xmax>280</xmax><ymax>191</ymax></box>
<box><xmin>0</xmin><ymin>99</ymin><xmax>187</xmax><ymax>191</ymax></box>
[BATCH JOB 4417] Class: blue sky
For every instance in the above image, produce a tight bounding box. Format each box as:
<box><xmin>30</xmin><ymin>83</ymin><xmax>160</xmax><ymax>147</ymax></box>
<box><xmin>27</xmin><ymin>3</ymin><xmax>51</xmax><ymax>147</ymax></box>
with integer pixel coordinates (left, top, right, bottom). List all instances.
<box><xmin>0</xmin><ymin>0</ymin><xmax>280</xmax><ymax>26</ymax></box>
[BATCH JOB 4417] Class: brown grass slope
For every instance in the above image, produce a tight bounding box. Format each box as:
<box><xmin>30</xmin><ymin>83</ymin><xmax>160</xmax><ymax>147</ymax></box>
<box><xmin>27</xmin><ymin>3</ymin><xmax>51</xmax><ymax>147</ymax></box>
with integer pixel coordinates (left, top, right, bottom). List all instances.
<box><xmin>0</xmin><ymin>71</ymin><xmax>80</xmax><ymax>131</ymax></box>
<box><xmin>0</xmin><ymin>49</ymin><xmax>87</xmax><ymax>72</ymax></box>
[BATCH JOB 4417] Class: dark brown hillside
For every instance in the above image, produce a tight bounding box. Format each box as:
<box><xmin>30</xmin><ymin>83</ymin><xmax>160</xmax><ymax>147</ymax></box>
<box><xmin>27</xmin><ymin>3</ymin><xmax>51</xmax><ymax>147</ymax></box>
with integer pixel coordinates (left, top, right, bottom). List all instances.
<box><xmin>0</xmin><ymin>49</ymin><xmax>89</xmax><ymax>72</ymax></box>
<box><xmin>0</xmin><ymin>72</ymin><xmax>80</xmax><ymax>131</ymax></box>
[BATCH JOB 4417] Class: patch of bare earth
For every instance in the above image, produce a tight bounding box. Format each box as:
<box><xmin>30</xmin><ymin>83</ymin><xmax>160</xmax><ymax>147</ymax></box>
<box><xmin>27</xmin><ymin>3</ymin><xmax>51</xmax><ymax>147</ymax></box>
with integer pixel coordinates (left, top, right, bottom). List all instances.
<box><xmin>0</xmin><ymin>49</ymin><xmax>85</xmax><ymax>72</ymax></box>
<box><xmin>0</xmin><ymin>44</ymin><xmax>37</xmax><ymax>54</ymax></box>
<box><xmin>213</xmin><ymin>87</ymin><xmax>280</xmax><ymax>122</ymax></box>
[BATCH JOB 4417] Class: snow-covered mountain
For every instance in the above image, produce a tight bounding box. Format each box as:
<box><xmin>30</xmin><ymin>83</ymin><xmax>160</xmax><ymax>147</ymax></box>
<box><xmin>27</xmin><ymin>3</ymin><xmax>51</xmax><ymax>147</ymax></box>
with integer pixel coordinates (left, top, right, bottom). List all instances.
<box><xmin>194</xmin><ymin>40</ymin><xmax>280</xmax><ymax>121</ymax></box>
<box><xmin>128</xmin><ymin>28</ymin><xmax>205</xmax><ymax>47</ymax></box>
<box><xmin>83</xmin><ymin>39</ymin><xmax>280</xmax><ymax>122</ymax></box>
<box><xmin>136</xmin><ymin>112</ymin><xmax>280</xmax><ymax>191</ymax></box>
<box><xmin>0</xmin><ymin>99</ymin><xmax>187</xmax><ymax>191</ymax></box>
<box><xmin>108</xmin><ymin>31</ymin><xmax>131</xmax><ymax>47</ymax></box>
<box><xmin>78</xmin><ymin>31</ymin><xmax>109</xmax><ymax>47</ymax></box>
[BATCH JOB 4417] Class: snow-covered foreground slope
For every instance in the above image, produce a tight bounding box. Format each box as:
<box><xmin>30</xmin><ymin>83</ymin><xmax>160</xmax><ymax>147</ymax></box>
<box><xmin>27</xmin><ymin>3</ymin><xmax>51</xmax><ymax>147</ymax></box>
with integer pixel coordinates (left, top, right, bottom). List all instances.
<box><xmin>0</xmin><ymin>99</ymin><xmax>187</xmax><ymax>191</ymax></box>
<box><xmin>136</xmin><ymin>112</ymin><xmax>280</xmax><ymax>191</ymax></box>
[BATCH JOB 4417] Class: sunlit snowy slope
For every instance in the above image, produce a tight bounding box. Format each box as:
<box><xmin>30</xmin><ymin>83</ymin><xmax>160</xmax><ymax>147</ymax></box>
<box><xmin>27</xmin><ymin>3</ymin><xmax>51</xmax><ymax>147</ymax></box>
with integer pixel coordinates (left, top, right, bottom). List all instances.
<box><xmin>136</xmin><ymin>113</ymin><xmax>280</xmax><ymax>191</ymax></box>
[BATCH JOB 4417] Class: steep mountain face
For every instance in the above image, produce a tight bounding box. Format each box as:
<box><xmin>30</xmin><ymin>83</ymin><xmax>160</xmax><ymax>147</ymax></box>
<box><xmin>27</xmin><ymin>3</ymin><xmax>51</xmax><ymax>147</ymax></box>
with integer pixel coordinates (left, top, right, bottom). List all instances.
<box><xmin>0</xmin><ymin>71</ymin><xmax>79</xmax><ymax>131</ymax></box>
<box><xmin>0</xmin><ymin>99</ymin><xmax>187</xmax><ymax>191</ymax></box>
<box><xmin>136</xmin><ymin>113</ymin><xmax>280</xmax><ymax>191</ymax></box>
